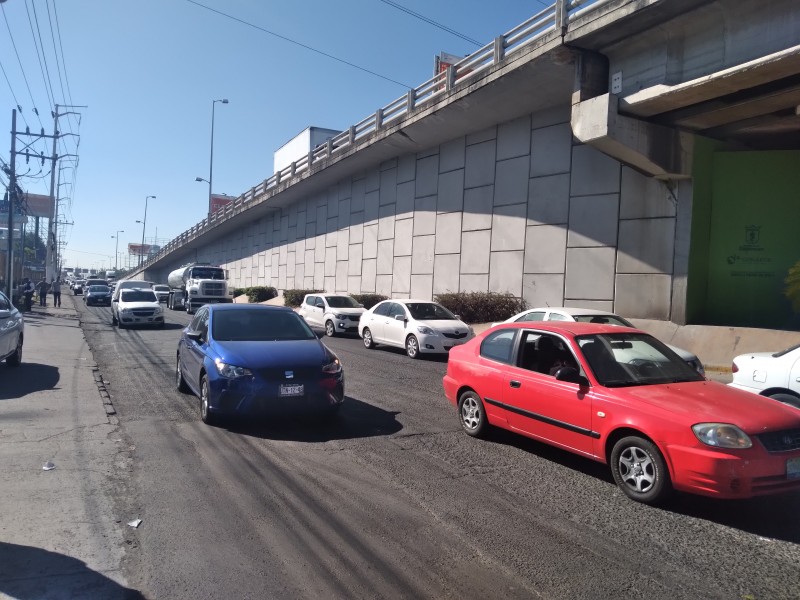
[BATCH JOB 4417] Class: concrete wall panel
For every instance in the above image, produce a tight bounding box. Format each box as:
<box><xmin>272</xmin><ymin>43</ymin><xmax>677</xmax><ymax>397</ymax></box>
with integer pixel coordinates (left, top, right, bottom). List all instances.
<box><xmin>362</xmin><ymin>223</ymin><xmax>378</xmax><ymax>259</ymax></box>
<box><xmin>377</xmin><ymin>239</ymin><xmax>394</xmax><ymax>275</ymax></box>
<box><xmin>497</xmin><ymin>115</ymin><xmax>531</xmax><ymax>161</ymax></box>
<box><xmin>489</xmin><ymin>251</ymin><xmax>524</xmax><ymax>296</ymax></box>
<box><xmin>435</xmin><ymin>212</ymin><xmax>462</xmax><ymax>255</ymax></box>
<box><xmin>615</xmin><ymin>274</ymin><xmax>671</xmax><ymax>320</ymax></box>
<box><xmin>393</xmin><ymin>218</ymin><xmax>414</xmax><ymax>256</ymax></box>
<box><xmin>568</xmin><ymin>194</ymin><xmax>619</xmax><ymax>248</ymax></box>
<box><xmin>433</xmin><ymin>254</ymin><xmax>460</xmax><ymax>294</ymax></box>
<box><xmin>522</xmin><ymin>274</ymin><xmax>564</xmax><ymax>308</ymax></box>
<box><xmin>362</xmin><ymin>258</ymin><xmax>377</xmax><ymax>292</ymax></box>
<box><xmin>465</xmin><ymin>140</ymin><xmax>496</xmax><ymax>189</ymax></box>
<box><xmin>412</xmin><ymin>235</ymin><xmax>435</xmax><ymax>275</ymax></box>
<box><xmin>413</xmin><ymin>196</ymin><xmax>437</xmax><ymax>236</ymax></box>
<box><xmin>491</xmin><ymin>203</ymin><xmax>527</xmax><ymax>251</ymax></box>
<box><xmin>378</xmin><ymin>204</ymin><xmax>396</xmax><ymax>240</ymax></box>
<box><xmin>411</xmin><ymin>274</ymin><xmax>433</xmax><ymax>300</ymax></box>
<box><xmin>437</xmin><ymin>169</ymin><xmax>464</xmax><ymax>213</ymax></box>
<box><xmin>528</xmin><ymin>173</ymin><xmax>570</xmax><ymax>226</ymax></box>
<box><xmin>416</xmin><ymin>155</ymin><xmax>439</xmax><ymax>197</ymax></box>
<box><xmin>494</xmin><ymin>156</ymin><xmax>529</xmax><ymax>206</ymax></box>
<box><xmin>391</xmin><ymin>256</ymin><xmax>411</xmax><ymax>294</ymax></box>
<box><xmin>620</xmin><ymin>167</ymin><xmax>676</xmax><ymax>219</ymax></box>
<box><xmin>463</xmin><ymin>185</ymin><xmax>494</xmax><ymax>231</ymax></box>
<box><xmin>617</xmin><ymin>218</ymin><xmax>675</xmax><ymax>274</ymax></box>
<box><xmin>570</xmin><ymin>146</ymin><xmax>620</xmax><ymax>196</ymax></box>
<box><xmin>440</xmin><ymin>137</ymin><xmax>466</xmax><ymax>173</ymax></box>
<box><xmin>348</xmin><ymin>244</ymin><xmax>362</xmax><ymax>276</ymax></box>
<box><xmin>524</xmin><ymin>224</ymin><xmax>567</xmax><ymax>273</ymax></box>
<box><xmin>396</xmin><ymin>181</ymin><xmax>415</xmax><ymax>216</ymax></box>
<box><xmin>397</xmin><ymin>154</ymin><xmax>416</xmax><ymax>183</ymax></box>
<box><xmin>531</xmin><ymin>123</ymin><xmax>572</xmax><ymax>177</ymax></box>
<box><xmin>460</xmin><ymin>274</ymin><xmax>488</xmax><ymax>292</ymax></box>
<box><xmin>380</xmin><ymin>168</ymin><xmax>397</xmax><ymax>206</ymax></box>
<box><xmin>565</xmin><ymin>247</ymin><xmax>616</xmax><ymax>299</ymax></box>
<box><xmin>461</xmin><ymin>230</ymin><xmax>491</xmax><ymax>274</ymax></box>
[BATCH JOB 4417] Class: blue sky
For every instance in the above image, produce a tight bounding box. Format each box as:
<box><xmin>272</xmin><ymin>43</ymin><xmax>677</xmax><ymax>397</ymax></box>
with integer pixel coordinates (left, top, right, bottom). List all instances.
<box><xmin>1</xmin><ymin>0</ymin><xmax>551</xmax><ymax>271</ymax></box>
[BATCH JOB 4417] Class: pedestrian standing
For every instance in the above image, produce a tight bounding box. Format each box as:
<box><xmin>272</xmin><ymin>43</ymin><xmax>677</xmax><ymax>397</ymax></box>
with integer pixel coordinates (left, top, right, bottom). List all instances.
<box><xmin>37</xmin><ymin>279</ymin><xmax>49</xmax><ymax>307</ymax></box>
<box><xmin>52</xmin><ymin>278</ymin><xmax>62</xmax><ymax>307</ymax></box>
<box><xmin>23</xmin><ymin>279</ymin><xmax>35</xmax><ymax>312</ymax></box>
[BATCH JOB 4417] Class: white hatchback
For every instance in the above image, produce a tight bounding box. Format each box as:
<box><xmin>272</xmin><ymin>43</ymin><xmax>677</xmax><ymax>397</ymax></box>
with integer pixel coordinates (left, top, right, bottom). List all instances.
<box><xmin>358</xmin><ymin>299</ymin><xmax>474</xmax><ymax>359</ymax></box>
<box><xmin>729</xmin><ymin>343</ymin><xmax>800</xmax><ymax>409</ymax></box>
<box><xmin>298</xmin><ymin>293</ymin><xmax>365</xmax><ymax>337</ymax></box>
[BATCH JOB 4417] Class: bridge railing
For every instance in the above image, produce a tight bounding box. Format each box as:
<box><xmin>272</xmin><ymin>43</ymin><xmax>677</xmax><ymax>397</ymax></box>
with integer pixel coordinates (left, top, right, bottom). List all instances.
<box><xmin>143</xmin><ymin>0</ymin><xmax>602</xmax><ymax>269</ymax></box>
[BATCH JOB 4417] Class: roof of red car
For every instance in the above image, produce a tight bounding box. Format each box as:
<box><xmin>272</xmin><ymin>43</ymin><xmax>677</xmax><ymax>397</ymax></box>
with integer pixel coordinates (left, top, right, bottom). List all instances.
<box><xmin>486</xmin><ymin>320</ymin><xmax>642</xmax><ymax>337</ymax></box>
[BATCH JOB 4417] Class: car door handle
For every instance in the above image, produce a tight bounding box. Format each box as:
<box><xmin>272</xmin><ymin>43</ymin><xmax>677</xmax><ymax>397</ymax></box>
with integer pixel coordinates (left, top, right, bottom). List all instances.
<box><xmin>796</xmin><ymin>377</ymin><xmax>800</xmax><ymax>383</ymax></box>
<box><xmin>510</xmin><ymin>380</ymin><xmax>521</xmax><ymax>388</ymax></box>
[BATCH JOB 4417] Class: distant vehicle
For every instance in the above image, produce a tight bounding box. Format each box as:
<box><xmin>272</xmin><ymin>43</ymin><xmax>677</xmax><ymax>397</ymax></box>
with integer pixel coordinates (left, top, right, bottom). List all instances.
<box><xmin>112</xmin><ymin>288</ymin><xmax>164</xmax><ymax>329</ymax></box>
<box><xmin>298</xmin><ymin>293</ymin><xmax>365</xmax><ymax>337</ymax></box>
<box><xmin>85</xmin><ymin>278</ymin><xmax>108</xmax><ymax>288</ymax></box>
<box><xmin>106</xmin><ymin>270</ymin><xmax>117</xmax><ymax>283</ymax></box>
<box><xmin>167</xmin><ymin>263</ymin><xmax>233</xmax><ymax>314</ymax></box>
<box><xmin>358</xmin><ymin>299</ymin><xmax>474</xmax><ymax>358</ymax></box>
<box><xmin>72</xmin><ymin>280</ymin><xmax>86</xmax><ymax>295</ymax></box>
<box><xmin>494</xmin><ymin>307</ymin><xmax>705</xmax><ymax>376</ymax></box>
<box><xmin>84</xmin><ymin>285</ymin><xmax>112</xmax><ymax>307</ymax></box>
<box><xmin>0</xmin><ymin>290</ymin><xmax>23</xmax><ymax>367</ymax></box>
<box><xmin>729</xmin><ymin>344</ymin><xmax>800</xmax><ymax>409</ymax></box>
<box><xmin>153</xmin><ymin>284</ymin><xmax>170</xmax><ymax>303</ymax></box>
<box><xmin>112</xmin><ymin>280</ymin><xmax>154</xmax><ymax>303</ymax></box>
<box><xmin>443</xmin><ymin>321</ymin><xmax>800</xmax><ymax>504</ymax></box>
<box><xmin>176</xmin><ymin>304</ymin><xmax>344</xmax><ymax>425</ymax></box>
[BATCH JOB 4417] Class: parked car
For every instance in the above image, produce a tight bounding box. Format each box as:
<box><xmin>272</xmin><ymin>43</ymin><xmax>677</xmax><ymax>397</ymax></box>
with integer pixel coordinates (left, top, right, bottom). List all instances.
<box><xmin>729</xmin><ymin>344</ymin><xmax>800</xmax><ymax>409</ymax></box>
<box><xmin>72</xmin><ymin>279</ymin><xmax>86</xmax><ymax>295</ymax></box>
<box><xmin>0</xmin><ymin>290</ymin><xmax>23</xmax><ymax>367</ymax></box>
<box><xmin>359</xmin><ymin>299</ymin><xmax>474</xmax><ymax>358</ymax></box>
<box><xmin>84</xmin><ymin>285</ymin><xmax>112</xmax><ymax>306</ymax></box>
<box><xmin>153</xmin><ymin>284</ymin><xmax>170</xmax><ymax>303</ymax></box>
<box><xmin>443</xmin><ymin>321</ymin><xmax>800</xmax><ymax>504</ymax></box>
<box><xmin>175</xmin><ymin>304</ymin><xmax>344</xmax><ymax>425</ymax></box>
<box><xmin>111</xmin><ymin>288</ymin><xmax>164</xmax><ymax>328</ymax></box>
<box><xmin>298</xmin><ymin>293</ymin><xmax>365</xmax><ymax>337</ymax></box>
<box><xmin>494</xmin><ymin>307</ymin><xmax>705</xmax><ymax>376</ymax></box>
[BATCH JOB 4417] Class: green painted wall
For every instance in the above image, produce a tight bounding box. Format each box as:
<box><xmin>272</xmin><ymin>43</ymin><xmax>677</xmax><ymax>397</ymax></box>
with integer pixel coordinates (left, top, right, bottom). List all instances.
<box><xmin>703</xmin><ymin>151</ymin><xmax>800</xmax><ymax>329</ymax></box>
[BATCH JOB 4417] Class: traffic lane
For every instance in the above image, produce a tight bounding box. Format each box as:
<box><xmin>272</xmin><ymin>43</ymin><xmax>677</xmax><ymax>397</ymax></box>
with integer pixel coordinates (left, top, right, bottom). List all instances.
<box><xmin>75</xmin><ymin>303</ymin><xmax>800</xmax><ymax>599</ymax></box>
<box><xmin>322</xmin><ymin>333</ymin><xmax>800</xmax><ymax>599</ymax></box>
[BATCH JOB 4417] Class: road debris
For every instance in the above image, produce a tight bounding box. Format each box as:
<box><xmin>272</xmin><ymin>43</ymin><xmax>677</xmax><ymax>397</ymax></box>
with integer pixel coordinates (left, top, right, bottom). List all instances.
<box><xmin>42</xmin><ymin>462</ymin><xmax>56</xmax><ymax>471</ymax></box>
<box><xmin>127</xmin><ymin>518</ymin><xmax>142</xmax><ymax>528</ymax></box>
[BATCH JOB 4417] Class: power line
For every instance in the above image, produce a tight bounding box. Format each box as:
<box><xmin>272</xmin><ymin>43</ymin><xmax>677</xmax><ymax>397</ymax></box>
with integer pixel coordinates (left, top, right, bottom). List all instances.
<box><xmin>184</xmin><ymin>0</ymin><xmax>412</xmax><ymax>89</ymax></box>
<box><xmin>376</xmin><ymin>0</ymin><xmax>482</xmax><ymax>47</ymax></box>
<box><xmin>50</xmin><ymin>0</ymin><xmax>78</xmax><ymax>130</ymax></box>
<box><xmin>25</xmin><ymin>0</ymin><xmax>55</xmax><ymax>111</ymax></box>
<box><xmin>1</xmin><ymin>3</ymin><xmax>45</xmax><ymax>131</ymax></box>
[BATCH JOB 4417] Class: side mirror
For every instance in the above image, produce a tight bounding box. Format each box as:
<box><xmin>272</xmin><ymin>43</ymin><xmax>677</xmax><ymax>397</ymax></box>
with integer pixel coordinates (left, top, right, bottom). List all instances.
<box><xmin>186</xmin><ymin>330</ymin><xmax>202</xmax><ymax>342</ymax></box>
<box><xmin>112</xmin><ymin>298</ymin><xmax>118</xmax><ymax>303</ymax></box>
<box><xmin>555</xmin><ymin>366</ymin><xmax>589</xmax><ymax>387</ymax></box>
<box><xmin>394</xmin><ymin>314</ymin><xmax>407</xmax><ymax>321</ymax></box>
<box><xmin>315</xmin><ymin>301</ymin><xmax>324</xmax><ymax>308</ymax></box>
<box><xmin>358</xmin><ymin>304</ymin><xmax>364</xmax><ymax>308</ymax></box>
<box><xmin>0</xmin><ymin>309</ymin><xmax>10</xmax><ymax>319</ymax></box>
<box><xmin>455</xmin><ymin>314</ymin><xmax>461</xmax><ymax>320</ymax></box>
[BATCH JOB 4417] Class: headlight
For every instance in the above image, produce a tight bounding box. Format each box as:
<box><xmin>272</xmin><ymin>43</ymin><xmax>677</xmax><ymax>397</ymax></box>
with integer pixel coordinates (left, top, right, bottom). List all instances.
<box><xmin>214</xmin><ymin>358</ymin><xmax>252</xmax><ymax>378</ymax></box>
<box><xmin>322</xmin><ymin>353</ymin><xmax>342</xmax><ymax>374</ymax></box>
<box><xmin>417</xmin><ymin>325</ymin><xmax>436</xmax><ymax>335</ymax></box>
<box><xmin>120</xmin><ymin>308</ymin><xmax>132</xmax><ymax>314</ymax></box>
<box><xmin>153</xmin><ymin>306</ymin><xmax>162</xmax><ymax>314</ymax></box>
<box><xmin>692</xmin><ymin>423</ymin><xmax>752</xmax><ymax>449</ymax></box>
<box><xmin>333</xmin><ymin>313</ymin><xmax>345</xmax><ymax>320</ymax></box>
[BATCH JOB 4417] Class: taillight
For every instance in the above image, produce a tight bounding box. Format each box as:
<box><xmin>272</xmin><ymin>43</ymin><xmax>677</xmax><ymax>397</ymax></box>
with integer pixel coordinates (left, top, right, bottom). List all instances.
<box><xmin>731</xmin><ymin>362</ymin><xmax>738</xmax><ymax>374</ymax></box>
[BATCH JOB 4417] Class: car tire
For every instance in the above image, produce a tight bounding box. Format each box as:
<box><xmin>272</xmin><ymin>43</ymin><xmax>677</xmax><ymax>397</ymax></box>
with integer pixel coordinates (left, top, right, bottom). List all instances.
<box><xmin>200</xmin><ymin>374</ymin><xmax>216</xmax><ymax>425</ymax></box>
<box><xmin>610</xmin><ymin>436</ymin><xmax>671</xmax><ymax>504</ymax></box>
<box><xmin>362</xmin><ymin>328</ymin><xmax>374</xmax><ymax>349</ymax></box>
<box><xmin>186</xmin><ymin>301</ymin><xmax>194</xmax><ymax>315</ymax></box>
<box><xmin>768</xmin><ymin>393</ymin><xmax>800</xmax><ymax>410</ymax></box>
<box><xmin>176</xmin><ymin>354</ymin><xmax>190</xmax><ymax>393</ymax></box>
<box><xmin>6</xmin><ymin>335</ymin><xmax>22</xmax><ymax>367</ymax></box>
<box><xmin>458</xmin><ymin>390</ymin><xmax>487</xmax><ymax>438</ymax></box>
<box><xmin>405</xmin><ymin>335</ymin><xmax>420</xmax><ymax>359</ymax></box>
<box><xmin>111</xmin><ymin>313</ymin><xmax>118</xmax><ymax>325</ymax></box>
<box><xmin>325</xmin><ymin>320</ymin><xmax>335</xmax><ymax>337</ymax></box>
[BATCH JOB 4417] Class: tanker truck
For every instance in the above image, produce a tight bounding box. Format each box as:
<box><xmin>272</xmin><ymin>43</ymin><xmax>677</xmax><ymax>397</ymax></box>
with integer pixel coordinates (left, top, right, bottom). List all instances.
<box><xmin>167</xmin><ymin>263</ymin><xmax>233</xmax><ymax>314</ymax></box>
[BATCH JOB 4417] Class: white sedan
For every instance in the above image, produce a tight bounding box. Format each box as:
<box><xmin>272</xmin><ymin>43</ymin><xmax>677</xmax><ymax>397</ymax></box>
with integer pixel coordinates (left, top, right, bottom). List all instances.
<box><xmin>494</xmin><ymin>307</ymin><xmax>705</xmax><ymax>376</ymax></box>
<box><xmin>729</xmin><ymin>344</ymin><xmax>800</xmax><ymax>409</ymax></box>
<box><xmin>359</xmin><ymin>299</ymin><xmax>474</xmax><ymax>358</ymax></box>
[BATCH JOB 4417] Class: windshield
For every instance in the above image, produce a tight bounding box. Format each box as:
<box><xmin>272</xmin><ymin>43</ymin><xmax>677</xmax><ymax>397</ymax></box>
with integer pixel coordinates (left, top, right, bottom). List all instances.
<box><xmin>121</xmin><ymin>290</ymin><xmax>158</xmax><ymax>303</ymax></box>
<box><xmin>212</xmin><ymin>309</ymin><xmax>316</xmax><ymax>341</ymax></box>
<box><xmin>88</xmin><ymin>286</ymin><xmax>110</xmax><ymax>293</ymax></box>
<box><xmin>325</xmin><ymin>296</ymin><xmax>359</xmax><ymax>308</ymax></box>
<box><xmin>573</xmin><ymin>314</ymin><xmax>632</xmax><ymax>327</ymax></box>
<box><xmin>576</xmin><ymin>333</ymin><xmax>704</xmax><ymax>387</ymax></box>
<box><xmin>406</xmin><ymin>302</ymin><xmax>456</xmax><ymax>321</ymax></box>
<box><xmin>191</xmin><ymin>268</ymin><xmax>225</xmax><ymax>280</ymax></box>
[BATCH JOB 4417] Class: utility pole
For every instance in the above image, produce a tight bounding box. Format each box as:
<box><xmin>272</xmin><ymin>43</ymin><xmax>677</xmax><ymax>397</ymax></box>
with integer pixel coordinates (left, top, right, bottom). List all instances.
<box><xmin>45</xmin><ymin>105</ymin><xmax>60</xmax><ymax>283</ymax></box>
<box><xmin>4</xmin><ymin>110</ymin><xmax>17</xmax><ymax>297</ymax></box>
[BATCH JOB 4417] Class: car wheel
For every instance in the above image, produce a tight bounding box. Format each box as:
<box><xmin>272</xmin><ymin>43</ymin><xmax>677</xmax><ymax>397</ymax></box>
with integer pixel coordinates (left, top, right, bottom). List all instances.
<box><xmin>362</xmin><ymin>328</ymin><xmax>374</xmax><ymax>349</ymax></box>
<box><xmin>176</xmin><ymin>354</ymin><xmax>190</xmax><ymax>393</ymax></box>
<box><xmin>458</xmin><ymin>390</ymin><xmax>487</xmax><ymax>438</ymax></box>
<box><xmin>186</xmin><ymin>301</ymin><xmax>194</xmax><ymax>315</ymax></box>
<box><xmin>610</xmin><ymin>436</ymin><xmax>671</xmax><ymax>504</ymax></box>
<box><xmin>200</xmin><ymin>374</ymin><xmax>216</xmax><ymax>425</ymax></box>
<box><xmin>768</xmin><ymin>393</ymin><xmax>800</xmax><ymax>410</ymax></box>
<box><xmin>6</xmin><ymin>335</ymin><xmax>22</xmax><ymax>367</ymax></box>
<box><xmin>111</xmin><ymin>312</ymin><xmax>118</xmax><ymax>325</ymax></box>
<box><xmin>325</xmin><ymin>320</ymin><xmax>335</xmax><ymax>337</ymax></box>
<box><xmin>405</xmin><ymin>335</ymin><xmax>420</xmax><ymax>359</ymax></box>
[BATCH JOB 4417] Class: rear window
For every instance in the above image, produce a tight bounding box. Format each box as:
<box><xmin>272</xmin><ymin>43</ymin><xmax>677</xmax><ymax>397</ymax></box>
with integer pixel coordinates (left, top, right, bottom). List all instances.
<box><xmin>480</xmin><ymin>329</ymin><xmax>517</xmax><ymax>364</ymax></box>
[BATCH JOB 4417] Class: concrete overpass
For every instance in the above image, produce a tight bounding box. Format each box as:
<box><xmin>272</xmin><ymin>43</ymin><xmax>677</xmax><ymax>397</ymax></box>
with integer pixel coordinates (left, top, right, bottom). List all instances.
<box><xmin>132</xmin><ymin>0</ymin><xmax>800</xmax><ymax>329</ymax></box>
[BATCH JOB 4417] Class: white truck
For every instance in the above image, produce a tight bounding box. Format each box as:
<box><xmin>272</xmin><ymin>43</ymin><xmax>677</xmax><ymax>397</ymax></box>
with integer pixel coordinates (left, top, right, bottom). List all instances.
<box><xmin>166</xmin><ymin>263</ymin><xmax>233</xmax><ymax>314</ymax></box>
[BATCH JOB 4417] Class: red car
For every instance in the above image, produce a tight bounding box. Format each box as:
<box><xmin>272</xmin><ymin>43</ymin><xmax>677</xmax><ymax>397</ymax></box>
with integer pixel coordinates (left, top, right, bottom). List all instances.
<box><xmin>442</xmin><ymin>322</ymin><xmax>800</xmax><ymax>504</ymax></box>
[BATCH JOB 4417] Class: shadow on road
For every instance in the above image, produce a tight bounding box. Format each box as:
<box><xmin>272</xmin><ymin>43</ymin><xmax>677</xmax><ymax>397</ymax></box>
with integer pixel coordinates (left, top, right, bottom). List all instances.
<box><xmin>0</xmin><ymin>541</ymin><xmax>145</xmax><ymax>599</ymax></box>
<box><xmin>486</xmin><ymin>427</ymin><xmax>800</xmax><ymax>542</ymax></box>
<box><xmin>366</xmin><ymin>344</ymin><xmax>449</xmax><ymax>363</ymax></box>
<box><xmin>223</xmin><ymin>395</ymin><xmax>403</xmax><ymax>441</ymax></box>
<box><xmin>0</xmin><ymin>363</ymin><xmax>60</xmax><ymax>400</ymax></box>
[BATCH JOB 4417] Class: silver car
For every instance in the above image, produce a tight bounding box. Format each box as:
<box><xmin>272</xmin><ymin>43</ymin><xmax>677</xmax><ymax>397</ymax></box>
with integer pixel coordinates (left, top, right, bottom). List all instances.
<box><xmin>0</xmin><ymin>290</ymin><xmax>24</xmax><ymax>366</ymax></box>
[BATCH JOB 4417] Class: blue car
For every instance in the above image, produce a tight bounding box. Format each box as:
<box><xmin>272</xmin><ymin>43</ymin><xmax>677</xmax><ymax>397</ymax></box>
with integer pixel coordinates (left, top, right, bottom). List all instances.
<box><xmin>176</xmin><ymin>304</ymin><xmax>344</xmax><ymax>425</ymax></box>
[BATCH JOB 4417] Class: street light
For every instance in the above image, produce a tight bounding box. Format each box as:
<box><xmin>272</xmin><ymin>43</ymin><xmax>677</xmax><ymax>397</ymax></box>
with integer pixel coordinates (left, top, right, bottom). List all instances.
<box><xmin>139</xmin><ymin>195</ymin><xmax>156</xmax><ymax>267</ymax></box>
<box><xmin>112</xmin><ymin>230</ymin><xmax>124</xmax><ymax>271</ymax></box>
<box><xmin>207</xmin><ymin>98</ymin><xmax>228</xmax><ymax>216</ymax></box>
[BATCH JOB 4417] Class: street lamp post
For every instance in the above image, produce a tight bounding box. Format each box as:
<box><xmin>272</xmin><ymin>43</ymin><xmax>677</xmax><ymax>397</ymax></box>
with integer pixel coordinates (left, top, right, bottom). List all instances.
<box><xmin>139</xmin><ymin>195</ymin><xmax>156</xmax><ymax>267</ymax></box>
<box><xmin>112</xmin><ymin>230</ymin><xmax>124</xmax><ymax>271</ymax></box>
<box><xmin>207</xmin><ymin>98</ymin><xmax>228</xmax><ymax>215</ymax></box>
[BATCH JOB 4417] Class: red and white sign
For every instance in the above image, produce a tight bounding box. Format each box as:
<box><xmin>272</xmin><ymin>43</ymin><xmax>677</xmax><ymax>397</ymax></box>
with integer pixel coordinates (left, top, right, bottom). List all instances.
<box><xmin>23</xmin><ymin>193</ymin><xmax>55</xmax><ymax>218</ymax></box>
<box><xmin>128</xmin><ymin>243</ymin><xmax>155</xmax><ymax>256</ymax></box>
<box><xmin>209</xmin><ymin>194</ymin><xmax>235</xmax><ymax>215</ymax></box>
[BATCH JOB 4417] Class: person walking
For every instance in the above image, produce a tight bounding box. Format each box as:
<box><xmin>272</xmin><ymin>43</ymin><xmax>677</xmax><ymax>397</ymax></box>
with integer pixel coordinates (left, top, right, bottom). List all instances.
<box><xmin>23</xmin><ymin>279</ymin><xmax>35</xmax><ymax>312</ymax></box>
<box><xmin>37</xmin><ymin>279</ymin><xmax>49</xmax><ymax>307</ymax></box>
<box><xmin>51</xmin><ymin>278</ymin><xmax>62</xmax><ymax>307</ymax></box>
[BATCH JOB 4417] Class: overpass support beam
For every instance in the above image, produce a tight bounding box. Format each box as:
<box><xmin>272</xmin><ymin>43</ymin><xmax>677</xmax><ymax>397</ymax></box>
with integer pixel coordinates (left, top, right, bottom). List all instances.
<box><xmin>571</xmin><ymin>93</ymin><xmax>693</xmax><ymax>179</ymax></box>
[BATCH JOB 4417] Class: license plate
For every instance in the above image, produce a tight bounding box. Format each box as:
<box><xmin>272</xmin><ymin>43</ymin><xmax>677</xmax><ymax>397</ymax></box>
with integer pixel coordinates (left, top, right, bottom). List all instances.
<box><xmin>787</xmin><ymin>457</ymin><xmax>800</xmax><ymax>480</ymax></box>
<box><xmin>279</xmin><ymin>384</ymin><xmax>304</xmax><ymax>397</ymax></box>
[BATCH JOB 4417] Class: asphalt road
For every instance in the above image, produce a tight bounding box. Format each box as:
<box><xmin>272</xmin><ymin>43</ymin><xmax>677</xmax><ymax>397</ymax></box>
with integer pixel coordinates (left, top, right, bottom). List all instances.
<box><xmin>73</xmin><ymin>297</ymin><xmax>800</xmax><ymax>600</ymax></box>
